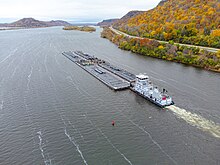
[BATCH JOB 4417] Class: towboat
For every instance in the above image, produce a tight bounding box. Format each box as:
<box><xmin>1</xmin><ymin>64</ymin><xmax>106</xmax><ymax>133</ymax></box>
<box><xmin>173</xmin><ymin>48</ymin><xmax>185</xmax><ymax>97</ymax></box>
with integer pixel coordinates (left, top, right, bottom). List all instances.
<box><xmin>131</xmin><ymin>74</ymin><xmax>174</xmax><ymax>108</ymax></box>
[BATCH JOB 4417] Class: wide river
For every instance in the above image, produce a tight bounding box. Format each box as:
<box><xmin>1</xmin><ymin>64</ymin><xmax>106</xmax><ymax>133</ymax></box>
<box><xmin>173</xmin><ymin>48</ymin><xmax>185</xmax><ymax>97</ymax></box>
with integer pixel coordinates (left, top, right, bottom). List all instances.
<box><xmin>0</xmin><ymin>27</ymin><xmax>219</xmax><ymax>165</ymax></box>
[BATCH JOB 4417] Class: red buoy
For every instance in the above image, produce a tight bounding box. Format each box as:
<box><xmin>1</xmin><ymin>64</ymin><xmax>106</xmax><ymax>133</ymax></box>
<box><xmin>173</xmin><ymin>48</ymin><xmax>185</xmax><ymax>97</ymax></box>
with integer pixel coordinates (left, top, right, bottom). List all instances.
<box><xmin>112</xmin><ymin>121</ymin><xmax>115</xmax><ymax>126</ymax></box>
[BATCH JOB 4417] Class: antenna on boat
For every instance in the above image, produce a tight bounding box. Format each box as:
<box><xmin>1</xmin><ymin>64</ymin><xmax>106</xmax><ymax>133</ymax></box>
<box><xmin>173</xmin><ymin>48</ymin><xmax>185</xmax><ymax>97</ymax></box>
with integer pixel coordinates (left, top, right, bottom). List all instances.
<box><xmin>163</xmin><ymin>88</ymin><xmax>168</xmax><ymax>93</ymax></box>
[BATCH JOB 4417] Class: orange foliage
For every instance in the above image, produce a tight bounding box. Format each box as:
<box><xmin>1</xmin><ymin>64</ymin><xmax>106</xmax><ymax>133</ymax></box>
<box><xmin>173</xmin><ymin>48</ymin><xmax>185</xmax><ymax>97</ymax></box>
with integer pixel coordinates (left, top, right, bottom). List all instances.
<box><xmin>140</xmin><ymin>38</ymin><xmax>150</xmax><ymax>47</ymax></box>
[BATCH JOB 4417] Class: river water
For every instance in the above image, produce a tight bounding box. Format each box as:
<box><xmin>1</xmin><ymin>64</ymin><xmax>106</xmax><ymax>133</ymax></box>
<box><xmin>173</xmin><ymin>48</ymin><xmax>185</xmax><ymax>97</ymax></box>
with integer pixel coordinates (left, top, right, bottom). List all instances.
<box><xmin>0</xmin><ymin>27</ymin><xmax>219</xmax><ymax>165</ymax></box>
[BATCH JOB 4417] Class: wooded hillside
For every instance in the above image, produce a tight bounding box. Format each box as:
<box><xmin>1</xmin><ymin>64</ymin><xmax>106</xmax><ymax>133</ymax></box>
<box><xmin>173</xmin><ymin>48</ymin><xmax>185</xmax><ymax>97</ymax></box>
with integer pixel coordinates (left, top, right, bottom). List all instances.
<box><xmin>113</xmin><ymin>0</ymin><xmax>220</xmax><ymax>48</ymax></box>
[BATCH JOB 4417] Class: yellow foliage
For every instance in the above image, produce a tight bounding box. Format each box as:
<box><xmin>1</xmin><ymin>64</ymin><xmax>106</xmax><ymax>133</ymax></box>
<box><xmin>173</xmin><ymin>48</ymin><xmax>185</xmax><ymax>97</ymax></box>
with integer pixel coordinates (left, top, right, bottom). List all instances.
<box><xmin>203</xmin><ymin>5</ymin><xmax>209</xmax><ymax>10</ymax></box>
<box><xmin>163</xmin><ymin>32</ymin><xmax>171</xmax><ymax>40</ymax></box>
<box><xmin>150</xmin><ymin>30</ymin><xmax>156</xmax><ymax>36</ymax></box>
<box><xmin>211</xmin><ymin>29</ymin><xmax>220</xmax><ymax>37</ymax></box>
<box><xmin>217</xmin><ymin>50</ymin><xmax>220</xmax><ymax>58</ymax></box>
<box><xmin>114</xmin><ymin>0</ymin><xmax>219</xmax><ymax>37</ymax></box>
<box><xmin>113</xmin><ymin>0</ymin><xmax>220</xmax><ymax>48</ymax></box>
<box><xmin>158</xmin><ymin>45</ymin><xmax>164</xmax><ymax>49</ymax></box>
<box><xmin>208</xmin><ymin>10</ymin><xmax>214</xmax><ymax>15</ymax></box>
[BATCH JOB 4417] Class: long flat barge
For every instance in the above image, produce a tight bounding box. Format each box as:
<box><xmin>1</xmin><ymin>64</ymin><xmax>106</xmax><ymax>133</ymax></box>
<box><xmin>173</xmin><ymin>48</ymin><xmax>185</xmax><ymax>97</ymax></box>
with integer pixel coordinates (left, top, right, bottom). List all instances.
<box><xmin>62</xmin><ymin>51</ymin><xmax>130</xmax><ymax>90</ymax></box>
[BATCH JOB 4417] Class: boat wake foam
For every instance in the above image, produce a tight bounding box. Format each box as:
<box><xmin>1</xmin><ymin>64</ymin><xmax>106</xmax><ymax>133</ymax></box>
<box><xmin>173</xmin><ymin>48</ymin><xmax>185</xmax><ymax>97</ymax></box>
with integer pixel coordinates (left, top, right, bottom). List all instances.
<box><xmin>166</xmin><ymin>105</ymin><xmax>220</xmax><ymax>138</ymax></box>
<box><xmin>37</xmin><ymin>131</ymin><xmax>52</xmax><ymax>165</ymax></box>
<box><xmin>64</xmin><ymin>128</ymin><xmax>88</xmax><ymax>165</ymax></box>
<box><xmin>0</xmin><ymin>100</ymin><xmax>3</xmax><ymax>110</ymax></box>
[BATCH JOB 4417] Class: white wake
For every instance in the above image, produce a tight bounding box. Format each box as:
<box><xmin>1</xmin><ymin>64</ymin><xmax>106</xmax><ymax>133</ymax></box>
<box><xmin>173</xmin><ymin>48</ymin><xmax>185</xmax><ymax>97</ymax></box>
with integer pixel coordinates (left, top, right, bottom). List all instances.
<box><xmin>64</xmin><ymin>128</ymin><xmax>88</xmax><ymax>165</ymax></box>
<box><xmin>166</xmin><ymin>105</ymin><xmax>220</xmax><ymax>138</ymax></box>
<box><xmin>37</xmin><ymin>131</ymin><xmax>52</xmax><ymax>165</ymax></box>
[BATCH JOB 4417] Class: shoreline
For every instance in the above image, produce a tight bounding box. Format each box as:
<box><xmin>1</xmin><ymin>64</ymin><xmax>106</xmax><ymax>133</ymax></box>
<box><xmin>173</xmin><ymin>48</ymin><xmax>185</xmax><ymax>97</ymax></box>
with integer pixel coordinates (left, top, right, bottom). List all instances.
<box><xmin>0</xmin><ymin>26</ymin><xmax>63</xmax><ymax>31</ymax></box>
<box><xmin>0</xmin><ymin>27</ymin><xmax>26</xmax><ymax>31</ymax></box>
<box><xmin>101</xmin><ymin>27</ymin><xmax>220</xmax><ymax>73</ymax></box>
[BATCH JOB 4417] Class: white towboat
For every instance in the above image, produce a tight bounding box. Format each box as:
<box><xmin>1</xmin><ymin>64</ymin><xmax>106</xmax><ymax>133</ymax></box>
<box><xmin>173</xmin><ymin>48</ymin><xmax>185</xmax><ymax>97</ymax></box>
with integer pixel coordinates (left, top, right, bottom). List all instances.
<box><xmin>131</xmin><ymin>74</ymin><xmax>174</xmax><ymax>108</ymax></box>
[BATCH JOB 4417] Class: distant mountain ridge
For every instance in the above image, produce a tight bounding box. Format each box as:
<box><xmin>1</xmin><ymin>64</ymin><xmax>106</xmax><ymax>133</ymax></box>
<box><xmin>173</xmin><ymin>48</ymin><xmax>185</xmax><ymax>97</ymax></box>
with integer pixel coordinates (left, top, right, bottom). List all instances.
<box><xmin>157</xmin><ymin>0</ymin><xmax>168</xmax><ymax>6</ymax></box>
<box><xmin>97</xmin><ymin>19</ymin><xmax>119</xmax><ymax>27</ymax></box>
<box><xmin>97</xmin><ymin>10</ymin><xmax>144</xmax><ymax>27</ymax></box>
<box><xmin>120</xmin><ymin>10</ymin><xmax>144</xmax><ymax>20</ymax></box>
<box><xmin>0</xmin><ymin>18</ymin><xmax>71</xmax><ymax>28</ymax></box>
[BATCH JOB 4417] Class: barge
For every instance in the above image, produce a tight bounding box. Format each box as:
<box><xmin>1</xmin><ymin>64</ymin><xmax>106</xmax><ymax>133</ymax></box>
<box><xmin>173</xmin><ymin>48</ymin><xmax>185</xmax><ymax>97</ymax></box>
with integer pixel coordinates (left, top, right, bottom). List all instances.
<box><xmin>62</xmin><ymin>51</ymin><xmax>174</xmax><ymax>107</ymax></box>
<box><xmin>62</xmin><ymin>51</ymin><xmax>130</xmax><ymax>90</ymax></box>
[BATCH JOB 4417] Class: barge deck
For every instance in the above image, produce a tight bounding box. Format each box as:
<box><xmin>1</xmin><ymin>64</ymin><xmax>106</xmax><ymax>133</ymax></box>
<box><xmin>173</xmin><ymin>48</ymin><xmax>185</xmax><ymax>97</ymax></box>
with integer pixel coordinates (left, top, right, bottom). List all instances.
<box><xmin>62</xmin><ymin>51</ymin><xmax>130</xmax><ymax>90</ymax></box>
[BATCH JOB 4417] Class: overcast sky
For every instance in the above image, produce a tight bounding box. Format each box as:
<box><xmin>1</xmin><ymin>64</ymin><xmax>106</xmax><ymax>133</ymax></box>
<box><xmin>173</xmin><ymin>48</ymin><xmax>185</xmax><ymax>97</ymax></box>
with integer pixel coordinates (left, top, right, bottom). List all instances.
<box><xmin>0</xmin><ymin>0</ymin><xmax>161</xmax><ymax>23</ymax></box>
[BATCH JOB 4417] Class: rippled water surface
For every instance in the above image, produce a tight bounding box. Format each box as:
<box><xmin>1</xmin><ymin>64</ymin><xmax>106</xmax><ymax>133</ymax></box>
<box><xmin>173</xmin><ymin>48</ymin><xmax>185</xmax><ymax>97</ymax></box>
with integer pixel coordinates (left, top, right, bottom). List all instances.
<box><xmin>0</xmin><ymin>27</ymin><xmax>219</xmax><ymax>165</ymax></box>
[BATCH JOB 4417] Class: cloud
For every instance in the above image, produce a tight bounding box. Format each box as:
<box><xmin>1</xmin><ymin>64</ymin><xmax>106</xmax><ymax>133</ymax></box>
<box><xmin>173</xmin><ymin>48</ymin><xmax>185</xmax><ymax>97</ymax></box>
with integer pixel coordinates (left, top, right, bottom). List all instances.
<box><xmin>0</xmin><ymin>0</ymin><xmax>161</xmax><ymax>22</ymax></box>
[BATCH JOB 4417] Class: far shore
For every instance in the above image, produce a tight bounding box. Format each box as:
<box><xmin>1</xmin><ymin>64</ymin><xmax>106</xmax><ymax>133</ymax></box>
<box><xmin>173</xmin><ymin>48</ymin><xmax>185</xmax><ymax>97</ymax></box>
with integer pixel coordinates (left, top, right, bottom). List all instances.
<box><xmin>63</xmin><ymin>26</ymin><xmax>96</xmax><ymax>32</ymax></box>
<box><xmin>0</xmin><ymin>26</ymin><xmax>64</xmax><ymax>31</ymax></box>
<box><xmin>0</xmin><ymin>27</ymin><xmax>25</xmax><ymax>31</ymax></box>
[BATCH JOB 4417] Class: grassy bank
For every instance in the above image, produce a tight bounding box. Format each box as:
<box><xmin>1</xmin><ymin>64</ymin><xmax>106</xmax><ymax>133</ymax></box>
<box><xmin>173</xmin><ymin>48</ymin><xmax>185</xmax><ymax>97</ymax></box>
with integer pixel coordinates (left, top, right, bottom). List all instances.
<box><xmin>101</xmin><ymin>27</ymin><xmax>220</xmax><ymax>73</ymax></box>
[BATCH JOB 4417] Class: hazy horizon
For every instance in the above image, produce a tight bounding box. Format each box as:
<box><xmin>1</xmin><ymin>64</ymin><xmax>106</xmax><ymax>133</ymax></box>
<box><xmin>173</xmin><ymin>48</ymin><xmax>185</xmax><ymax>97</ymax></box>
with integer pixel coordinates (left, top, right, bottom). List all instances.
<box><xmin>0</xmin><ymin>0</ymin><xmax>161</xmax><ymax>23</ymax></box>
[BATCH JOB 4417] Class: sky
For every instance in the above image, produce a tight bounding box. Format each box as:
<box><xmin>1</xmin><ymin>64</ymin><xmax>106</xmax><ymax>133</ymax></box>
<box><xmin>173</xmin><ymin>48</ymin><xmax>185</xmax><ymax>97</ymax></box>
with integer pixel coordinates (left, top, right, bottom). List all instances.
<box><xmin>0</xmin><ymin>0</ymin><xmax>161</xmax><ymax>23</ymax></box>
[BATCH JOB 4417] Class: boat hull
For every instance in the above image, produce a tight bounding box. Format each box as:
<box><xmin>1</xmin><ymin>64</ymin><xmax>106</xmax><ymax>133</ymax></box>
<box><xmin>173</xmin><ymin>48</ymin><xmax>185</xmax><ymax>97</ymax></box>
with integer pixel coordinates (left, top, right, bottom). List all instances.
<box><xmin>130</xmin><ymin>87</ymin><xmax>174</xmax><ymax>108</ymax></box>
